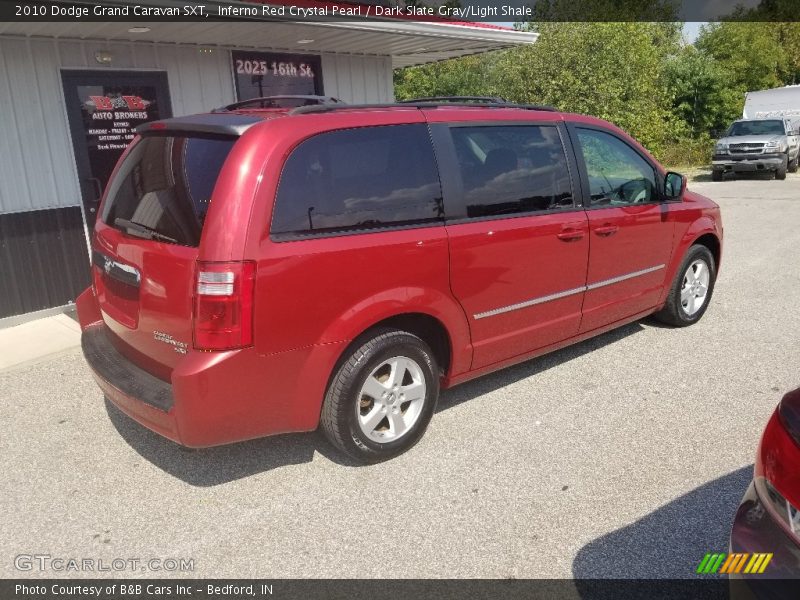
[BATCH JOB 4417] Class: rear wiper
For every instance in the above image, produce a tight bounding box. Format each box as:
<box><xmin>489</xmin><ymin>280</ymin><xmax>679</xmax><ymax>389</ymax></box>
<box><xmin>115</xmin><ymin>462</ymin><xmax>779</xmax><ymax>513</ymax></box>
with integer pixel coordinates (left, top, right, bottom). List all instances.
<box><xmin>114</xmin><ymin>218</ymin><xmax>178</xmax><ymax>244</ymax></box>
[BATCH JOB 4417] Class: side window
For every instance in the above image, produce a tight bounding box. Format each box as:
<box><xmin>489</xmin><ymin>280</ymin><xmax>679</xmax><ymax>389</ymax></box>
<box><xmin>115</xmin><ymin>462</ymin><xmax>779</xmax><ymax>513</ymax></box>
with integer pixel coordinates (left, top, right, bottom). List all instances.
<box><xmin>575</xmin><ymin>128</ymin><xmax>657</xmax><ymax>207</ymax></box>
<box><xmin>448</xmin><ymin>125</ymin><xmax>573</xmax><ymax>219</ymax></box>
<box><xmin>271</xmin><ymin>124</ymin><xmax>442</xmax><ymax>237</ymax></box>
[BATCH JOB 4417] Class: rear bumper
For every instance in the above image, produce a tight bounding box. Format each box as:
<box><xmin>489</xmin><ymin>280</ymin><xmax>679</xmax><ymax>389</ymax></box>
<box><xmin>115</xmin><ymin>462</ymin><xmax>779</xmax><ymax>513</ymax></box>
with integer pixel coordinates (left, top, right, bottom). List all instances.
<box><xmin>76</xmin><ymin>287</ymin><xmax>344</xmax><ymax>448</ymax></box>
<box><xmin>82</xmin><ymin>323</ymin><xmax>182</xmax><ymax>443</ymax></box>
<box><xmin>730</xmin><ymin>481</ymin><xmax>800</xmax><ymax>576</ymax></box>
<box><xmin>713</xmin><ymin>154</ymin><xmax>785</xmax><ymax>172</ymax></box>
<box><xmin>82</xmin><ymin>325</ymin><xmax>173</xmax><ymax>412</ymax></box>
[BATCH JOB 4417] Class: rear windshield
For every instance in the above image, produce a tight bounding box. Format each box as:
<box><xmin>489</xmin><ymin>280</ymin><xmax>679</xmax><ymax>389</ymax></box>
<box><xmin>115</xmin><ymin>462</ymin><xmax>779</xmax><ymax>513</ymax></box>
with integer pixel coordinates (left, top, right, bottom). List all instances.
<box><xmin>728</xmin><ymin>120</ymin><xmax>785</xmax><ymax>136</ymax></box>
<box><xmin>101</xmin><ymin>135</ymin><xmax>236</xmax><ymax>246</ymax></box>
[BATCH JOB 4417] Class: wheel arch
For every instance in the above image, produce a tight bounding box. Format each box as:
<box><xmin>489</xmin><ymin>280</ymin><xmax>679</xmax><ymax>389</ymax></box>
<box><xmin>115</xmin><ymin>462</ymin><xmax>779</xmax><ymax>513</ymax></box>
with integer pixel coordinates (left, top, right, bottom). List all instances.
<box><xmin>660</xmin><ymin>219</ymin><xmax>722</xmax><ymax>306</ymax></box>
<box><xmin>693</xmin><ymin>232</ymin><xmax>721</xmax><ymax>271</ymax></box>
<box><xmin>311</xmin><ymin>310</ymin><xmax>461</xmax><ymax>430</ymax></box>
<box><xmin>328</xmin><ymin>311</ymin><xmax>458</xmax><ymax>384</ymax></box>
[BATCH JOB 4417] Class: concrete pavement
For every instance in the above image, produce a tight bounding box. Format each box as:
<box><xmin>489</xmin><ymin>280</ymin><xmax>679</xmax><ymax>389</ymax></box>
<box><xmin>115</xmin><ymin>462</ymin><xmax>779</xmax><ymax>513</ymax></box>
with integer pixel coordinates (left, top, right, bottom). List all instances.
<box><xmin>1</xmin><ymin>173</ymin><xmax>798</xmax><ymax>579</ymax></box>
<box><xmin>0</xmin><ymin>310</ymin><xmax>80</xmax><ymax>371</ymax></box>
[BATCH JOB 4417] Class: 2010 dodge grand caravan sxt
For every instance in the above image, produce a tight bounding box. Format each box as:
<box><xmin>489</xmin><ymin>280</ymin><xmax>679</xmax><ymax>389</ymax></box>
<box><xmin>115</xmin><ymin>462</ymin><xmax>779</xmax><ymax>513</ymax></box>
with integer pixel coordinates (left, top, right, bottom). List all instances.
<box><xmin>77</xmin><ymin>98</ymin><xmax>723</xmax><ymax>462</ymax></box>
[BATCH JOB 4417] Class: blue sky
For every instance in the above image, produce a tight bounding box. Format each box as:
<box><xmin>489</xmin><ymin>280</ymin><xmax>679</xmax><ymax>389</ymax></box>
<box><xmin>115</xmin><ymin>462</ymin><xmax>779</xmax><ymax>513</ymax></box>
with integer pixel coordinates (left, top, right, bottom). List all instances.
<box><xmin>684</xmin><ymin>22</ymin><xmax>705</xmax><ymax>43</ymax></box>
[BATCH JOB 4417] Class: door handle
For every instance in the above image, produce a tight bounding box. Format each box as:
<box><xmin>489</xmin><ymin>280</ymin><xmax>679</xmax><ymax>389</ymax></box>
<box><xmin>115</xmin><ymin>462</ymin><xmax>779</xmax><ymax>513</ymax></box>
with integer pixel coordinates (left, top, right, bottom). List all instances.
<box><xmin>594</xmin><ymin>224</ymin><xmax>619</xmax><ymax>237</ymax></box>
<box><xmin>557</xmin><ymin>227</ymin><xmax>585</xmax><ymax>242</ymax></box>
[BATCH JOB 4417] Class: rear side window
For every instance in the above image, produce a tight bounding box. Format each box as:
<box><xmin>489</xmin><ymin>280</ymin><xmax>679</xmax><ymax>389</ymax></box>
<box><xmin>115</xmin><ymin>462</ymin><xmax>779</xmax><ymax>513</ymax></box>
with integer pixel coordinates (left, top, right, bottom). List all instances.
<box><xmin>271</xmin><ymin>124</ymin><xmax>443</xmax><ymax>238</ymax></box>
<box><xmin>448</xmin><ymin>125</ymin><xmax>573</xmax><ymax>219</ymax></box>
<box><xmin>101</xmin><ymin>135</ymin><xmax>236</xmax><ymax>246</ymax></box>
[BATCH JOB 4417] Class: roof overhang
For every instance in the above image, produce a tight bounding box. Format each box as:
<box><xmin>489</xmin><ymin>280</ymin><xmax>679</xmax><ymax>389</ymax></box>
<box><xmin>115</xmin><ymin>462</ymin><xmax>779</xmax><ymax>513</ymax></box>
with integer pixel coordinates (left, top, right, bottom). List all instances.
<box><xmin>0</xmin><ymin>1</ymin><xmax>537</xmax><ymax>68</ymax></box>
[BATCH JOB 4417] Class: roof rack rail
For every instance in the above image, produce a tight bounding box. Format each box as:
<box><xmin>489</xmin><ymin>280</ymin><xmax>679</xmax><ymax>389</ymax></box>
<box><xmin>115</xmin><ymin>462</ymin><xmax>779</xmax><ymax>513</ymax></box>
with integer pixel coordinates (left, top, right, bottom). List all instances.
<box><xmin>398</xmin><ymin>96</ymin><xmax>508</xmax><ymax>104</ymax></box>
<box><xmin>290</xmin><ymin>100</ymin><xmax>557</xmax><ymax>115</ymax></box>
<box><xmin>213</xmin><ymin>95</ymin><xmax>345</xmax><ymax>112</ymax></box>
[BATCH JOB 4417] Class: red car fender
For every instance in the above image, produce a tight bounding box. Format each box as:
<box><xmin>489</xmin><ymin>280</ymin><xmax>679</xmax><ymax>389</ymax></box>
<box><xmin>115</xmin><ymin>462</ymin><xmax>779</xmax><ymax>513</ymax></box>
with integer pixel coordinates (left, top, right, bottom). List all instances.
<box><xmin>311</xmin><ymin>286</ymin><xmax>474</xmax><ymax>381</ymax></box>
<box><xmin>281</xmin><ymin>288</ymin><xmax>472</xmax><ymax>430</ymax></box>
<box><xmin>659</xmin><ymin>215</ymin><xmax>722</xmax><ymax>306</ymax></box>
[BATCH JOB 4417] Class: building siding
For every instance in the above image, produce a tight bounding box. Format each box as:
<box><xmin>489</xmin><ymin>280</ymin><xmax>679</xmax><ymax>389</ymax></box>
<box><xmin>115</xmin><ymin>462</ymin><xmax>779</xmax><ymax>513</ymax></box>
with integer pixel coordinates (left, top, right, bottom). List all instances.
<box><xmin>0</xmin><ymin>207</ymin><xmax>90</xmax><ymax>318</ymax></box>
<box><xmin>0</xmin><ymin>35</ymin><xmax>394</xmax><ymax>215</ymax></box>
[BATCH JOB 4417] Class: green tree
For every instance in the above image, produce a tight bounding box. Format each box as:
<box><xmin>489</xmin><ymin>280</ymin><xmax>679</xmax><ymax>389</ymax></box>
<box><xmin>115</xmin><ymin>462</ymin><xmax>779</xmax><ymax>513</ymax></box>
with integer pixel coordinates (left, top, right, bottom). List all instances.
<box><xmin>663</xmin><ymin>45</ymin><xmax>741</xmax><ymax>135</ymax></box>
<box><xmin>492</xmin><ymin>22</ymin><xmax>681</xmax><ymax>154</ymax></box>
<box><xmin>696</xmin><ymin>22</ymin><xmax>788</xmax><ymax>96</ymax></box>
<box><xmin>775</xmin><ymin>23</ymin><xmax>800</xmax><ymax>84</ymax></box>
<box><xmin>744</xmin><ymin>2</ymin><xmax>800</xmax><ymax>83</ymax></box>
<box><xmin>526</xmin><ymin>0</ymin><xmax>678</xmax><ymax>22</ymax></box>
<box><xmin>394</xmin><ymin>53</ymin><xmax>497</xmax><ymax>101</ymax></box>
<box><xmin>395</xmin><ymin>21</ymin><xmax>682</xmax><ymax>156</ymax></box>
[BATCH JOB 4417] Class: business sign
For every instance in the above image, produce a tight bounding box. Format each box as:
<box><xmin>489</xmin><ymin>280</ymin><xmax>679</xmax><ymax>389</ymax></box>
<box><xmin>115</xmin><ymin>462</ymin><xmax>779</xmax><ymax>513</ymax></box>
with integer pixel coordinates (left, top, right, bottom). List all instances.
<box><xmin>75</xmin><ymin>84</ymin><xmax>163</xmax><ymax>191</ymax></box>
<box><xmin>231</xmin><ymin>51</ymin><xmax>323</xmax><ymax>102</ymax></box>
<box><xmin>62</xmin><ymin>71</ymin><xmax>172</xmax><ymax>227</ymax></box>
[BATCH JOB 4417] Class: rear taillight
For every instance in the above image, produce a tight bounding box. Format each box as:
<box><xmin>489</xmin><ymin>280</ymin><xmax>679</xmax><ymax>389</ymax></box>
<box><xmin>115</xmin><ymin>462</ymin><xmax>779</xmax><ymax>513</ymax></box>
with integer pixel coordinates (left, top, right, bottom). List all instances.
<box><xmin>193</xmin><ymin>261</ymin><xmax>255</xmax><ymax>351</ymax></box>
<box><xmin>753</xmin><ymin>390</ymin><xmax>800</xmax><ymax>542</ymax></box>
<box><xmin>778</xmin><ymin>389</ymin><xmax>800</xmax><ymax>447</ymax></box>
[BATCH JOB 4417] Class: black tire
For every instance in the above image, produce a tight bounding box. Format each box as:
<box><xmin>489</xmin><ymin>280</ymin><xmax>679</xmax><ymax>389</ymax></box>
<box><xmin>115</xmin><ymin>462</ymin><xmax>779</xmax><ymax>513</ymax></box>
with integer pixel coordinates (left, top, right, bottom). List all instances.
<box><xmin>654</xmin><ymin>244</ymin><xmax>717</xmax><ymax>327</ymax></box>
<box><xmin>789</xmin><ymin>156</ymin><xmax>799</xmax><ymax>173</ymax></box>
<box><xmin>320</xmin><ymin>328</ymin><xmax>439</xmax><ymax>463</ymax></box>
<box><xmin>776</xmin><ymin>156</ymin><xmax>788</xmax><ymax>180</ymax></box>
<box><xmin>711</xmin><ymin>169</ymin><xmax>723</xmax><ymax>182</ymax></box>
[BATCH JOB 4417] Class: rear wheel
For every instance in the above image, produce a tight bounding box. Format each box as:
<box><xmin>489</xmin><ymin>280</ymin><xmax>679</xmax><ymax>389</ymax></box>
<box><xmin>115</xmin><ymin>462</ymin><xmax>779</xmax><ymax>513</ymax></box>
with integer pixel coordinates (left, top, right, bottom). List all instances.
<box><xmin>654</xmin><ymin>244</ymin><xmax>716</xmax><ymax>327</ymax></box>
<box><xmin>320</xmin><ymin>329</ymin><xmax>439</xmax><ymax>463</ymax></box>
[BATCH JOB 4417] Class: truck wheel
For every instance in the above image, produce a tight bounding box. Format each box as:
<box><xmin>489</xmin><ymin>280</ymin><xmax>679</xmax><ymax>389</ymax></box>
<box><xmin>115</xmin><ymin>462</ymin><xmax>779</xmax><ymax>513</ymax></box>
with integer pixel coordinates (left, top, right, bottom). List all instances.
<box><xmin>320</xmin><ymin>329</ymin><xmax>439</xmax><ymax>463</ymax></box>
<box><xmin>789</xmin><ymin>156</ymin><xmax>798</xmax><ymax>173</ymax></box>
<box><xmin>654</xmin><ymin>244</ymin><xmax>716</xmax><ymax>328</ymax></box>
<box><xmin>711</xmin><ymin>169</ymin><xmax>723</xmax><ymax>182</ymax></box>
<box><xmin>776</xmin><ymin>155</ymin><xmax>788</xmax><ymax>180</ymax></box>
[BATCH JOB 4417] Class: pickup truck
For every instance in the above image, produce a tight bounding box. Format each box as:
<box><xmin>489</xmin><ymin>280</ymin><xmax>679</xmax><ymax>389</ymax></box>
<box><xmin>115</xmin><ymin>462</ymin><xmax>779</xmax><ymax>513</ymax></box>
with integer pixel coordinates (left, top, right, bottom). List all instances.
<box><xmin>712</xmin><ymin>118</ymin><xmax>799</xmax><ymax>181</ymax></box>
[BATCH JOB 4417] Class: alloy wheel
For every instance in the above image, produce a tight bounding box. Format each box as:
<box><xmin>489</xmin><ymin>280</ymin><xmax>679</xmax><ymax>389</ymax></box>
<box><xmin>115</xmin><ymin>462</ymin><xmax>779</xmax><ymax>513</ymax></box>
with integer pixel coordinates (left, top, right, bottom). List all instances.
<box><xmin>356</xmin><ymin>356</ymin><xmax>427</xmax><ymax>443</ymax></box>
<box><xmin>681</xmin><ymin>259</ymin><xmax>710</xmax><ymax>316</ymax></box>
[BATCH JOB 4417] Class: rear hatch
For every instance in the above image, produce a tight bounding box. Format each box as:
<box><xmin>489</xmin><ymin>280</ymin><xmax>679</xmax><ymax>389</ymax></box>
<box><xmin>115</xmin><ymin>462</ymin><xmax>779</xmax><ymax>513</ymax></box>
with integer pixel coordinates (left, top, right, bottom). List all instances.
<box><xmin>91</xmin><ymin>115</ymin><xmax>261</xmax><ymax>379</ymax></box>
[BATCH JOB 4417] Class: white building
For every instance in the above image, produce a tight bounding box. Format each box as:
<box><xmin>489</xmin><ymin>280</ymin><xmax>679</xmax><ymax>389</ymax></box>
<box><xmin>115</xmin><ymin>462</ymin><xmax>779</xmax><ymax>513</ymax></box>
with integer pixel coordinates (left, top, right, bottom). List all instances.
<box><xmin>0</xmin><ymin>3</ymin><xmax>537</xmax><ymax>322</ymax></box>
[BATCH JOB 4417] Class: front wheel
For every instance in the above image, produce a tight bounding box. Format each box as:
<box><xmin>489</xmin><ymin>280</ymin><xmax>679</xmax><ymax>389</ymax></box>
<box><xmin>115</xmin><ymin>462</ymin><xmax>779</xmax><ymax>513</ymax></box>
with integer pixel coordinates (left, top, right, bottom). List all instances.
<box><xmin>654</xmin><ymin>245</ymin><xmax>717</xmax><ymax>327</ymax></box>
<box><xmin>776</xmin><ymin>155</ymin><xmax>788</xmax><ymax>180</ymax></box>
<box><xmin>320</xmin><ymin>329</ymin><xmax>439</xmax><ymax>463</ymax></box>
<box><xmin>788</xmin><ymin>155</ymin><xmax>798</xmax><ymax>174</ymax></box>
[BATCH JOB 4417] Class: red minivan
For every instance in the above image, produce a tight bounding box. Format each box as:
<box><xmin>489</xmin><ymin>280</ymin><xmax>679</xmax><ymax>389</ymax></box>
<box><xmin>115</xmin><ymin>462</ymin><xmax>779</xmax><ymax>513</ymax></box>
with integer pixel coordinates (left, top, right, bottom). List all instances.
<box><xmin>77</xmin><ymin>98</ymin><xmax>723</xmax><ymax>462</ymax></box>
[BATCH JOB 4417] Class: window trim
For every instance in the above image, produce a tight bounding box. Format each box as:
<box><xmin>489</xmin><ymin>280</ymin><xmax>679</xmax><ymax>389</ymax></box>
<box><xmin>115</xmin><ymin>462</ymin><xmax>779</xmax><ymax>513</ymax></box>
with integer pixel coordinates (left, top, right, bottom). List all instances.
<box><xmin>269</xmin><ymin>220</ymin><xmax>445</xmax><ymax>242</ymax></box>
<box><xmin>565</xmin><ymin>122</ymin><xmax>663</xmax><ymax>210</ymax></box>
<box><xmin>268</xmin><ymin>123</ymin><xmax>445</xmax><ymax>242</ymax></box>
<box><xmin>429</xmin><ymin>121</ymin><xmax>582</xmax><ymax>224</ymax></box>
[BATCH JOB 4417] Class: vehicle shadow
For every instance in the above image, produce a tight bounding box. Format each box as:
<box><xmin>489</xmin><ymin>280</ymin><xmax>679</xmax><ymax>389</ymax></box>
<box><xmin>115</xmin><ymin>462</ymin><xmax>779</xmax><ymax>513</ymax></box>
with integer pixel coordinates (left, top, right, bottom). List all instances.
<box><xmin>106</xmin><ymin>321</ymin><xmax>646</xmax><ymax>486</ymax></box>
<box><xmin>572</xmin><ymin>466</ymin><xmax>752</xmax><ymax>582</ymax></box>
<box><xmin>438</xmin><ymin>321</ymin><xmax>644</xmax><ymax>412</ymax></box>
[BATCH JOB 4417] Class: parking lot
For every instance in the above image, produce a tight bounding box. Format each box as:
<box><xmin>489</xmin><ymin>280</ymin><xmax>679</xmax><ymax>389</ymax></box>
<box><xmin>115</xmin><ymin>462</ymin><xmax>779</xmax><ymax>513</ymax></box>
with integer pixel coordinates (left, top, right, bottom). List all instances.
<box><xmin>1</xmin><ymin>173</ymin><xmax>799</xmax><ymax>580</ymax></box>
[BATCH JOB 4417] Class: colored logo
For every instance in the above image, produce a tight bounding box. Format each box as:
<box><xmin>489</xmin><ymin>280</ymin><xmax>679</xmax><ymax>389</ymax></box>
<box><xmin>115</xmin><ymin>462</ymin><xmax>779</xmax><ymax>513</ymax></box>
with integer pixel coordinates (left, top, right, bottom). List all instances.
<box><xmin>696</xmin><ymin>552</ymin><xmax>773</xmax><ymax>574</ymax></box>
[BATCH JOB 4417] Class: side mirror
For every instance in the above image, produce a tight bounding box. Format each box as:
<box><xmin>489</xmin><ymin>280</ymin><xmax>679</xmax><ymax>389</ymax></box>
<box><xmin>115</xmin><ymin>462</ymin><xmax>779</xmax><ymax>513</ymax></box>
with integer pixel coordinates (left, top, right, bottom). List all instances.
<box><xmin>664</xmin><ymin>171</ymin><xmax>686</xmax><ymax>201</ymax></box>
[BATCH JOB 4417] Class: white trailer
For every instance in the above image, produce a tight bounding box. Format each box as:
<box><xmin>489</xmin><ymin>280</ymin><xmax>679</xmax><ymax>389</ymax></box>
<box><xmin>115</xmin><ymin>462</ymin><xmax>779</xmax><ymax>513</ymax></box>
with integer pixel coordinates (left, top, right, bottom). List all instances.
<box><xmin>744</xmin><ymin>85</ymin><xmax>800</xmax><ymax>128</ymax></box>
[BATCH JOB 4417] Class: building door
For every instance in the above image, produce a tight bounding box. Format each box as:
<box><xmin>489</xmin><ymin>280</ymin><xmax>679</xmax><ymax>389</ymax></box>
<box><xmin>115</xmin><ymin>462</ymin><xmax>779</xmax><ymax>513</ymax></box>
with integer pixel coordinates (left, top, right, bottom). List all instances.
<box><xmin>61</xmin><ymin>70</ymin><xmax>172</xmax><ymax>229</ymax></box>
